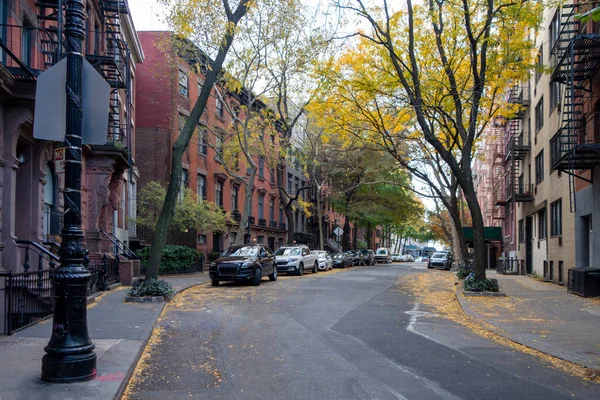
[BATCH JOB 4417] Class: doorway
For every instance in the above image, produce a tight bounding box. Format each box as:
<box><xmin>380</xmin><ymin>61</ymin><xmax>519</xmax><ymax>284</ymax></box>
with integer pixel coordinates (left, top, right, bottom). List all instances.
<box><xmin>525</xmin><ymin>216</ymin><xmax>533</xmax><ymax>274</ymax></box>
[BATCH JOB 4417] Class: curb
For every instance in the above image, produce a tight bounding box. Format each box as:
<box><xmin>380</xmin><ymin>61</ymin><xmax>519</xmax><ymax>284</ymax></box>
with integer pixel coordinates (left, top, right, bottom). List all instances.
<box><xmin>114</xmin><ymin>279</ymin><xmax>209</xmax><ymax>400</ymax></box>
<box><xmin>454</xmin><ymin>282</ymin><xmax>600</xmax><ymax>371</ymax></box>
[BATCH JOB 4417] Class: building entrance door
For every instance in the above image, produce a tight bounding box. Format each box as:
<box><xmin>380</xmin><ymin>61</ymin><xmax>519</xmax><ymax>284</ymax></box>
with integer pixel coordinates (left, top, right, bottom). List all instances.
<box><xmin>526</xmin><ymin>216</ymin><xmax>533</xmax><ymax>274</ymax></box>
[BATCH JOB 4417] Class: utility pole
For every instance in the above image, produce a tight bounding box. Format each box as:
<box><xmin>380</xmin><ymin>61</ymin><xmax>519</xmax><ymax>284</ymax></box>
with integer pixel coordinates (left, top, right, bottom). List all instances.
<box><xmin>42</xmin><ymin>0</ymin><xmax>96</xmax><ymax>382</ymax></box>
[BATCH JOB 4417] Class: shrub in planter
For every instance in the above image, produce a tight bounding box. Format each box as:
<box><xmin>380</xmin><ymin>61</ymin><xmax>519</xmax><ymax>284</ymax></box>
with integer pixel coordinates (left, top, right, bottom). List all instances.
<box><xmin>208</xmin><ymin>251</ymin><xmax>221</xmax><ymax>262</ymax></box>
<box><xmin>128</xmin><ymin>278</ymin><xmax>175</xmax><ymax>300</ymax></box>
<box><xmin>463</xmin><ymin>275</ymin><xmax>499</xmax><ymax>292</ymax></box>
<box><xmin>455</xmin><ymin>268</ymin><xmax>470</xmax><ymax>280</ymax></box>
<box><xmin>136</xmin><ymin>245</ymin><xmax>198</xmax><ymax>274</ymax></box>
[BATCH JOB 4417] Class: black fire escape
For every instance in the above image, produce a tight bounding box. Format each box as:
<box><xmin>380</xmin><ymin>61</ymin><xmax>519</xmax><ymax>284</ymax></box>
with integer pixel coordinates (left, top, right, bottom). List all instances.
<box><xmin>504</xmin><ymin>85</ymin><xmax>533</xmax><ymax>204</ymax></box>
<box><xmin>36</xmin><ymin>0</ymin><xmax>132</xmax><ymax>151</ymax></box>
<box><xmin>550</xmin><ymin>3</ymin><xmax>600</xmax><ymax>211</ymax></box>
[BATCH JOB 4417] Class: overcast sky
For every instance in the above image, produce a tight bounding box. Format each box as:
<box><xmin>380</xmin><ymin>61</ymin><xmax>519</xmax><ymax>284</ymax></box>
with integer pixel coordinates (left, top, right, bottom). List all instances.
<box><xmin>128</xmin><ymin>0</ymin><xmax>169</xmax><ymax>31</ymax></box>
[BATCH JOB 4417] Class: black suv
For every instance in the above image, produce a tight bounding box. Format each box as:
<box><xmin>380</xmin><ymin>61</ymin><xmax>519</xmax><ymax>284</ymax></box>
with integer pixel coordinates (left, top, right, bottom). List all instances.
<box><xmin>359</xmin><ymin>249</ymin><xmax>375</xmax><ymax>266</ymax></box>
<box><xmin>210</xmin><ymin>245</ymin><xmax>277</xmax><ymax>286</ymax></box>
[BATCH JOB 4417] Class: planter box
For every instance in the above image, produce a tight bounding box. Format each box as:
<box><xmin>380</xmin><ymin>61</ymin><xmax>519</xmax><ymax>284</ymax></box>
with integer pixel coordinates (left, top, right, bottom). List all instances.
<box><xmin>125</xmin><ymin>296</ymin><xmax>165</xmax><ymax>303</ymax></box>
<box><xmin>463</xmin><ymin>291</ymin><xmax>506</xmax><ymax>297</ymax></box>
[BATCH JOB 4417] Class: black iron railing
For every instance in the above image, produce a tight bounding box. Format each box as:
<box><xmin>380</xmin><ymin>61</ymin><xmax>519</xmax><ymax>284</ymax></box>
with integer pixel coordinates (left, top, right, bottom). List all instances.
<box><xmin>269</xmin><ymin>220</ymin><xmax>277</xmax><ymax>228</ymax></box>
<box><xmin>258</xmin><ymin>218</ymin><xmax>267</xmax><ymax>226</ymax></box>
<box><xmin>497</xmin><ymin>258</ymin><xmax>522</xmax><ymax>275</ymax></box>
<box><xmin>101</xmin><ymin>230</ymin><xmax>138</xmax><ymax>259</ymax></box>
<box><xmin>0</xmin><ymin>24</ymin><xmax>61</xmax><ymax>73</ymax></box>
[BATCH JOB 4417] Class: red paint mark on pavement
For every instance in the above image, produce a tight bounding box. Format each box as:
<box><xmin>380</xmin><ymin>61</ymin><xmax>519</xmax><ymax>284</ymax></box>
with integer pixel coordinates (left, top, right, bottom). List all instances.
<box><xmin>97</xmin><ymin>371</ymin><xmax>126</xmax><ymax>381</ymax></box>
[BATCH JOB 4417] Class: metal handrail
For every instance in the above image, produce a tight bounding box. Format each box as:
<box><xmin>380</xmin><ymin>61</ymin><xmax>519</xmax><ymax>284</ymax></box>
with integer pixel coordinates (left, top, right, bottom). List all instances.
<box><xmin>14</xmin><ymin>240</ymin><xmax>60</xmax><ymax>262</ymax></box>
<box><xmin>101</xmin><ymin>230</ymin><xmax>138</xmax><ymax>259</ymax></box>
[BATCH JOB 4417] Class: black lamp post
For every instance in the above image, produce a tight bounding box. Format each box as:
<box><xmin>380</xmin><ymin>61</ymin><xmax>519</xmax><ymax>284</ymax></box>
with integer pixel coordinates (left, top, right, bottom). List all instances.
<box><xmin>41</xmin><ymin>0</ymin><xmax>97</xmax><ymax>382</ymax></box>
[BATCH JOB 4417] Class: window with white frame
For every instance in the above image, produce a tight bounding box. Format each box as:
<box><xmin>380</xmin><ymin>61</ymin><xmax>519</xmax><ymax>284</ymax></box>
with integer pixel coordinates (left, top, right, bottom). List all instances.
<box><xmin>179</xmin><ymin>70</ymin><xmax>188</xmax><ymax>97</ymax></box>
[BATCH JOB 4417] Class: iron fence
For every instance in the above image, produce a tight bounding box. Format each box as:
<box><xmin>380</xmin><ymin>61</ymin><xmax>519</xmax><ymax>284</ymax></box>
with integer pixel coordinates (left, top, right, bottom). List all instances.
<box><xmin>1</xmin><ymin>268</ymin><xmax>54</xmax><ymax>335</ymax></box>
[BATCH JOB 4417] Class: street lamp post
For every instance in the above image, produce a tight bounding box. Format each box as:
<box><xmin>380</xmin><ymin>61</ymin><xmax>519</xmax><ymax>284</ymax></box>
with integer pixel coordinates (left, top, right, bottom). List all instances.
<box><xmin>41</xmin><ymin>0</ymin><xmax>97</xmax><ymax>382</ymax></box>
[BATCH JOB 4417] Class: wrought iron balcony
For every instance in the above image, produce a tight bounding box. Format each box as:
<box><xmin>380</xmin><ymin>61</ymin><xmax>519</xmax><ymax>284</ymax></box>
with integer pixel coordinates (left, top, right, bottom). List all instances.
<box><xmin>248</xmin><ymin>216</ymin><xmax>255</xmax><ymax>225</ymax></box>
<box><xmin>506</xmin><ymin>84</ymin><xmax>530</xmax><ymax>106</ymax></box>
<box><xmin>258</xmin><ymin>218</ymin><xmax>267</xmax><ymax>227</ymax></box>
<box><xmin>278</xmin><ymin>223</ymin><xmax>286</xmax><ymax>230</ymax></box>
<box><xmin>550</xmin><ymin>129</ymin><xmax>600</xmax><ymax>171</ymax></box>
<box><xmin>506</xmin><ymin>182</ymin><xmax>534</xmax><ymax>203</ymax></box>
<box><xmin>269</xmin><ymin>220</ymin><xmax>277</xmax><ymax>228</ymax></box>
<box><xmin>232</xmin><ymin>211</ymin><xmax>241</xmax><ymax>222</ymax></box>
<box><xmin>0</xmin><ymin>24</ymin><xmax>61</xmax><ymax>74</ymax></box>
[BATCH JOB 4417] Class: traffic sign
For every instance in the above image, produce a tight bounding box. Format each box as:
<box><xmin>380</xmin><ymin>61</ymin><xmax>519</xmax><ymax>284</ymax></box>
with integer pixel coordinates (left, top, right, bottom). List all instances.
<box><xmin>33</xmin><ymin>57</ymin><xmax>110</xmax><ymax>144</ymax></box>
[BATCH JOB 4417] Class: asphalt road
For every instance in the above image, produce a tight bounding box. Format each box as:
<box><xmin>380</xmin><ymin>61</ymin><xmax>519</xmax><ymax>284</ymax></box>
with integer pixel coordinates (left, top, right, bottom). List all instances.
<box><xmin>124</xmin><ymin>263</ymin><xmax>600</xmax><ymax>400</ymax></box>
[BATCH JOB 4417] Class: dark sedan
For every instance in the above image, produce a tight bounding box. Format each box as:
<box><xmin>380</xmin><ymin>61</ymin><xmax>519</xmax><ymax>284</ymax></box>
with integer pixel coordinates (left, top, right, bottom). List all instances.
<box><xmin>210</xmin><ymin>245</ymin><xmax>277</xmax><ymax>286</ymax></box>
<box><xmin>331</xmin><ymin>252</ymin><xmax>353</xmax><ymax>268</ymax></box>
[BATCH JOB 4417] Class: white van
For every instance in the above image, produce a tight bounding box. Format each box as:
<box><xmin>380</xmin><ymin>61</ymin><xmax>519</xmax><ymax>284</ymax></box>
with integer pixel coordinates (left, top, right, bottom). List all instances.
<box><xmin>375</xmin><ymin>248</ymin><xmax>392</xmax><ymax>264</ymax></box>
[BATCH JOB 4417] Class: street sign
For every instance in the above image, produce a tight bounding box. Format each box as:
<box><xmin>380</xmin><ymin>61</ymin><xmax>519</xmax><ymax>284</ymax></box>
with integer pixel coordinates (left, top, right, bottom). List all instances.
<box><xmin>334</xmin><ymin>227</ymin><xmax>343</xmax><ymax>237</ymax></box>
<box><xmin>54</xmin><ymin>147</ymin><xmax>65</xmax><ymax>174</ymax></box>
<box><xmin>33</xmin><ymin>57</ymin><xmax>110</xmax><ymax>145</ymax></box>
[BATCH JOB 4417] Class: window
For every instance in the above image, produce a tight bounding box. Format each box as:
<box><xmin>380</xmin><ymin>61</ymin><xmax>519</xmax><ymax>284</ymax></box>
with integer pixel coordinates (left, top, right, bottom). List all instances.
<box><xmin>258</xmin><ymin>194</ymin><xmax>265</xmax><ymax>219</ymax></box>
<box><xmin>535</xmin><ymin>150</ymin><xmax>544</xmax><ymax>184</ymax></box>
<box><xmin>551</xmin><ymin>199</ymin><xmax>562</xmax><ymax>236</ymax></box>
<box><xmin>538</xmin><ymin>208</ymin><xmax>547</xmax><ymax>240</ymax></box>
<box><xmin>216</xmin><ymin>97</ymin><xmax>224</xmax><ymax>119</ymax></box>
<box><xmin>258</xmin><ymin>157</ymin><xmax>264</xmax><ymax>178</ymax></box>
<box><xmin>518</xmin><ymin>219</ymin><xmax>525</xmax><ymax>243</ymax></box>
<box><xmin>215</xmin><ymin>181</ymin><xmax>223</xmax><ymax>207</ymax></box>
<box><xmin>549</xmin><ymin>12</ymin><xmax>560</xmax><ymax>52</ymax></box>
<box><xmin>180</xmin><ymin>169</ymin><xmax>189</xmax><ymax>200</ymax></box>
<box><xmin>197</xmin><ymin>79</ymin><xmax>204</xmax><ymax>97</ymax></box>
<box><xmin>197</xmin><ymin>125</ymin><xmax>207</xmax><ymax>154</ymax></box>
<box><xmin>535</xmin><ymin>46</ymin><xmax>543</xmax><ymax>84</ymax></box>
<box><xmin>197</xmin><ymin>174</ymin><xmax>206</xmax><ymax>200</ymax></box>
<box><xmin>179</xmin><ymin>70</ymin><xmax>188</xmax><ymax>97</ymax></box>
<box><xmin>198</xmin><ymin>234</ymin><xmax>207</xmax><ymax>245</ymax></box>
<box><xmin>231</xmin><ymin>185</ymin><xmax>239</xmax><ymax>211</ymax></box>
<box><xmin>550</xmin><ymin>81</ymin><xmax>560</xmax><ymax>112</ymax></box>
<box><xmin>287</xmin><ymin>173</ymin><xmax>292</xmax><ymax>192</ymax></box>
<box><xmin>257</xmin><ymin>235</ymin><xmax>265</xmax><ymax>244</ymax></box>
<box><xmin>279</xmin><ymin>208</ymin><xmax>284</xmax><ymax>224</ymax></box>
<box><xmin>535</xmin><ymin>97</ymin><xmax>544</xmax><ymax>134</ymax></box>
<box><xmin>270</xmin><ymin>135</ymin><xmax>275</xmax><ymax>145</ymax></box>
<box><xmin>179</xmin><ymin>113</ymin><xmax>188</xmax><ymax>134</ymax></box>
<box><xmin>269</xmin><ymin>198</ymin><xmax>275</xmax><ymax>221</ymax></box>
<box><xmin>21</xmin><ymin>18</ymin><xmax>33</xmax><ymax>67</ymax></box>
<box><xmin>294</xmin><ymin>177</ymin><xmax>299</xmax><ymax>194</ymax></box>
<box><xmin>215</xmin><ymin>134</ymin><xmax>224</xmax><ymax>159</ymax></box>
<box><xmin>301</xmin><ymin>213</ymin><xmax>305</xmax><ymax>231</ymax></box>
<box><xmin>270</xmin><ymin>168</ymin><xmax>275</xmax><ymax>184</ymax></box>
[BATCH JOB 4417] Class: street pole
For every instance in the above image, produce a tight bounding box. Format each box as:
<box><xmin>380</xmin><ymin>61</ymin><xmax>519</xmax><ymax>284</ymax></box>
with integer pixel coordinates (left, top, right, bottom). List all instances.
<box><xmin>42</xmin><ymin>0</ymin><xmax>97</xmax><ymax>382</ymax></box>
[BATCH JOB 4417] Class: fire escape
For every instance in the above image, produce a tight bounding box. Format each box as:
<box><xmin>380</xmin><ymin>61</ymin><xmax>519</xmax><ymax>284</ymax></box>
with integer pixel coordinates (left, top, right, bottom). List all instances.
<box><xmin>36</xmin><ymin>1</ymin><xmax>132</xmax><ymax>150</ymax></box>
<box><xmin>504</xmin><ymin>85</ymin><xmax>533</xmax><ymax>204</ymax></box>
<box><xmin>550</xmin><ymin>3</ymin><xmax>600</xmax><ymax>211</ymax></box>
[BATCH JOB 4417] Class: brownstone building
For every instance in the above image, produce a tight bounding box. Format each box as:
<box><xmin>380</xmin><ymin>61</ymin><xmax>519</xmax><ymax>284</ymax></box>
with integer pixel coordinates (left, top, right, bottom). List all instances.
<box><xmin>0</xmin><ymin>0</ymin><xmax>142</xmax><ymax>333</ymax></box>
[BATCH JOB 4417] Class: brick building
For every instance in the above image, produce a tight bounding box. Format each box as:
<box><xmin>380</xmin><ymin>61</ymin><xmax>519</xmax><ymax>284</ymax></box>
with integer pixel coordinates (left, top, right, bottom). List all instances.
<box><xmin>134</xmin><ymin>31</ymin><xmax>287</xmax><ymax>256</ymax></box>
<box><xmin>0</xmin><ymin>0</ymin><xmax>142</xmax><ymax>332</ymax></box>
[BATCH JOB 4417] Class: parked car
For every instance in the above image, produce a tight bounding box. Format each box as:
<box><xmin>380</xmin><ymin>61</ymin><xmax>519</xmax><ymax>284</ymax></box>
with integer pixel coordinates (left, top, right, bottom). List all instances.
<box><xmin>375</xmin><ymin>247</ymin><xmax>392</xmax><ymax>264</ymax></box>
<box><xmin>427</xmin><ymin>252</ymin><xmax>452</xmax><ymax>270</ymax></box>
<box><xmin>209</xmin><ymin>245</ymin><xmax>277</xmax><ymax>286</ymax></box>
<box><xmin>359</xmin><ymin>249</ymin><xmax>376</xmax><ymax>265</ymax></box>
<box><xmin>391</xmin><ymin>253</ymin><xmax>402</xmax><ymax>262</ymax></box>
<box><xmin>332</xmin><ymin>252</ymin><xmax>353</xmax><ymax>268</ymax></box>
<box><xmin>348</xmin><ymin>250</ymin><xmax>366</xmax><ymax>266</ymax></box>
<box><xmin>313</xmin><ymin>250</ymin><xmax>333</xmax><ymax>271</ymax></box>
<box><xmin>421</xmin><ymin>255</ymin><xmax>430</xmax><ymax>263</ymax></box>
<box><xmin>401</xmin><ymin>254</ymin><xmax>415</xmax><ymax>262</ymax></box>
<box><xmin>274</xmin><ymin>244</ymin><xmax>319</xmax><ymax>275</ymax></box>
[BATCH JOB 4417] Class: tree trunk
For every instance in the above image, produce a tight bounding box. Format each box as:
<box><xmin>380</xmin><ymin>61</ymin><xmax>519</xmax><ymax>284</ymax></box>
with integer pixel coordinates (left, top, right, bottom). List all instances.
<box><xmin>463</xmin><ymin>184</ymin><xmax>486</xmax><ymax>280</ymax></box>
<box><xmin>342</xmin><ymin>215</ymin><xmax>350</xmax><ymax>251</ymax></box>
<box><xmin>235</xmin><ymin>168</ymin><xmax>256</xmax><ymax>245</ymax></box>
<box><xmin>365</xmin><ymin>222</ymin><xmax>372</xmax><ymax>249</ymax></box>
<box><xmin>316</xmin><ymin>185</ymin><xmax>324</xmax><ymax>250</ymax></box>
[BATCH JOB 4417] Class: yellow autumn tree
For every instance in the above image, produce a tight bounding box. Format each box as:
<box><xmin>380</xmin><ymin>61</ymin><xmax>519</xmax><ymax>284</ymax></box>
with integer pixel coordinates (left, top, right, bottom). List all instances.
<box><xmin>309</xmin><ymin>0</ymin><xmax>542</xmax><ymax>281</ymax></box>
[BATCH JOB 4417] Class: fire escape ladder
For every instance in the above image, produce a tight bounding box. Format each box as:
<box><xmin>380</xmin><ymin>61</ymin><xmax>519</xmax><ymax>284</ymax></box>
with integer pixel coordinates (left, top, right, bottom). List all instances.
<box><xmin>550</xmin><ymin>3</ymin><xmax>600</xmax><ymax>212</ymax></box>
<box><xmin>36</xmin><ymin>0</ymin><xmax>64</xmax><ymax>69</ymax></box>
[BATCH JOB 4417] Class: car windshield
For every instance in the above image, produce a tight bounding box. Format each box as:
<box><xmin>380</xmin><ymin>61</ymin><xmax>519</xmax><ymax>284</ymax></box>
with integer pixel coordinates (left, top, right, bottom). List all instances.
<box><xmin>431</xmin><ymin>252</ymin><xmax>447</xmax><ymax>259</ymax></box>
<box><xmin>221</xmin><ymin>246</ymin><xmax>258</xmax><ymax>257</ymax></box>
<box><xmin>376</xmin><ymin>249</ymin><xmax>387</xmax><ymax>255</ymax></box>
<box><xmin>274</xmin><ymin>247</ymin><xmax>301</xmax><ymax>256</ymax></box>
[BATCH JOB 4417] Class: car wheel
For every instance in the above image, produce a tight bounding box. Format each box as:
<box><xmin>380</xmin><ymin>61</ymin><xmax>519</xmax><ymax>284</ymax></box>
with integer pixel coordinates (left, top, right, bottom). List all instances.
<box><xmin>252</xmin><ymin>268</ymin><xmax>262</xmax><ymax>286</ymax></box>
<box><xmin>312</xmin><ymin>262</ymin><xmax>318</xmax><ymax>273</ymax></box>
<box><xmin>269</xmin><ymin>266</ymin><xmax>278</xmax><ymax>281</ymax></box>
<box><xmin>211</xmin><ymin>279</ymin><xmax>219</xmax><ymax>286</ymax></box>
<box><xmin>427</xmin><ymin>264</ymin><xmax>433</xmax><ymax>269</ymax></box>
<box><xmin>297</xmin><ymin>263</ymin><xmax>304</xmax><ymax>276</ymax></box>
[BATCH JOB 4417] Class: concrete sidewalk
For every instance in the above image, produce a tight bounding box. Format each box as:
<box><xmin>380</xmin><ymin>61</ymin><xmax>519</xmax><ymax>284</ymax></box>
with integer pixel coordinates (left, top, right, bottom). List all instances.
<box><xmin>457</xmin><ymin>271</ymin><xmax>600</xmax><ymax>370</ymax></box>
<box><xmin>0</xmin><ymin>273</ymin><xmax>209</xmax><ymax>400</ymax></box>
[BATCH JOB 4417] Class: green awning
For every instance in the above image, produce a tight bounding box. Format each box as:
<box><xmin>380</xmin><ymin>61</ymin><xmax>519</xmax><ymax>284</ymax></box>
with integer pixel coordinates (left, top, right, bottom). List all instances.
<box><xmin>462</xmin><ymin>227</ymin><xmax>502</xmax><ymax>242</ymax></box>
